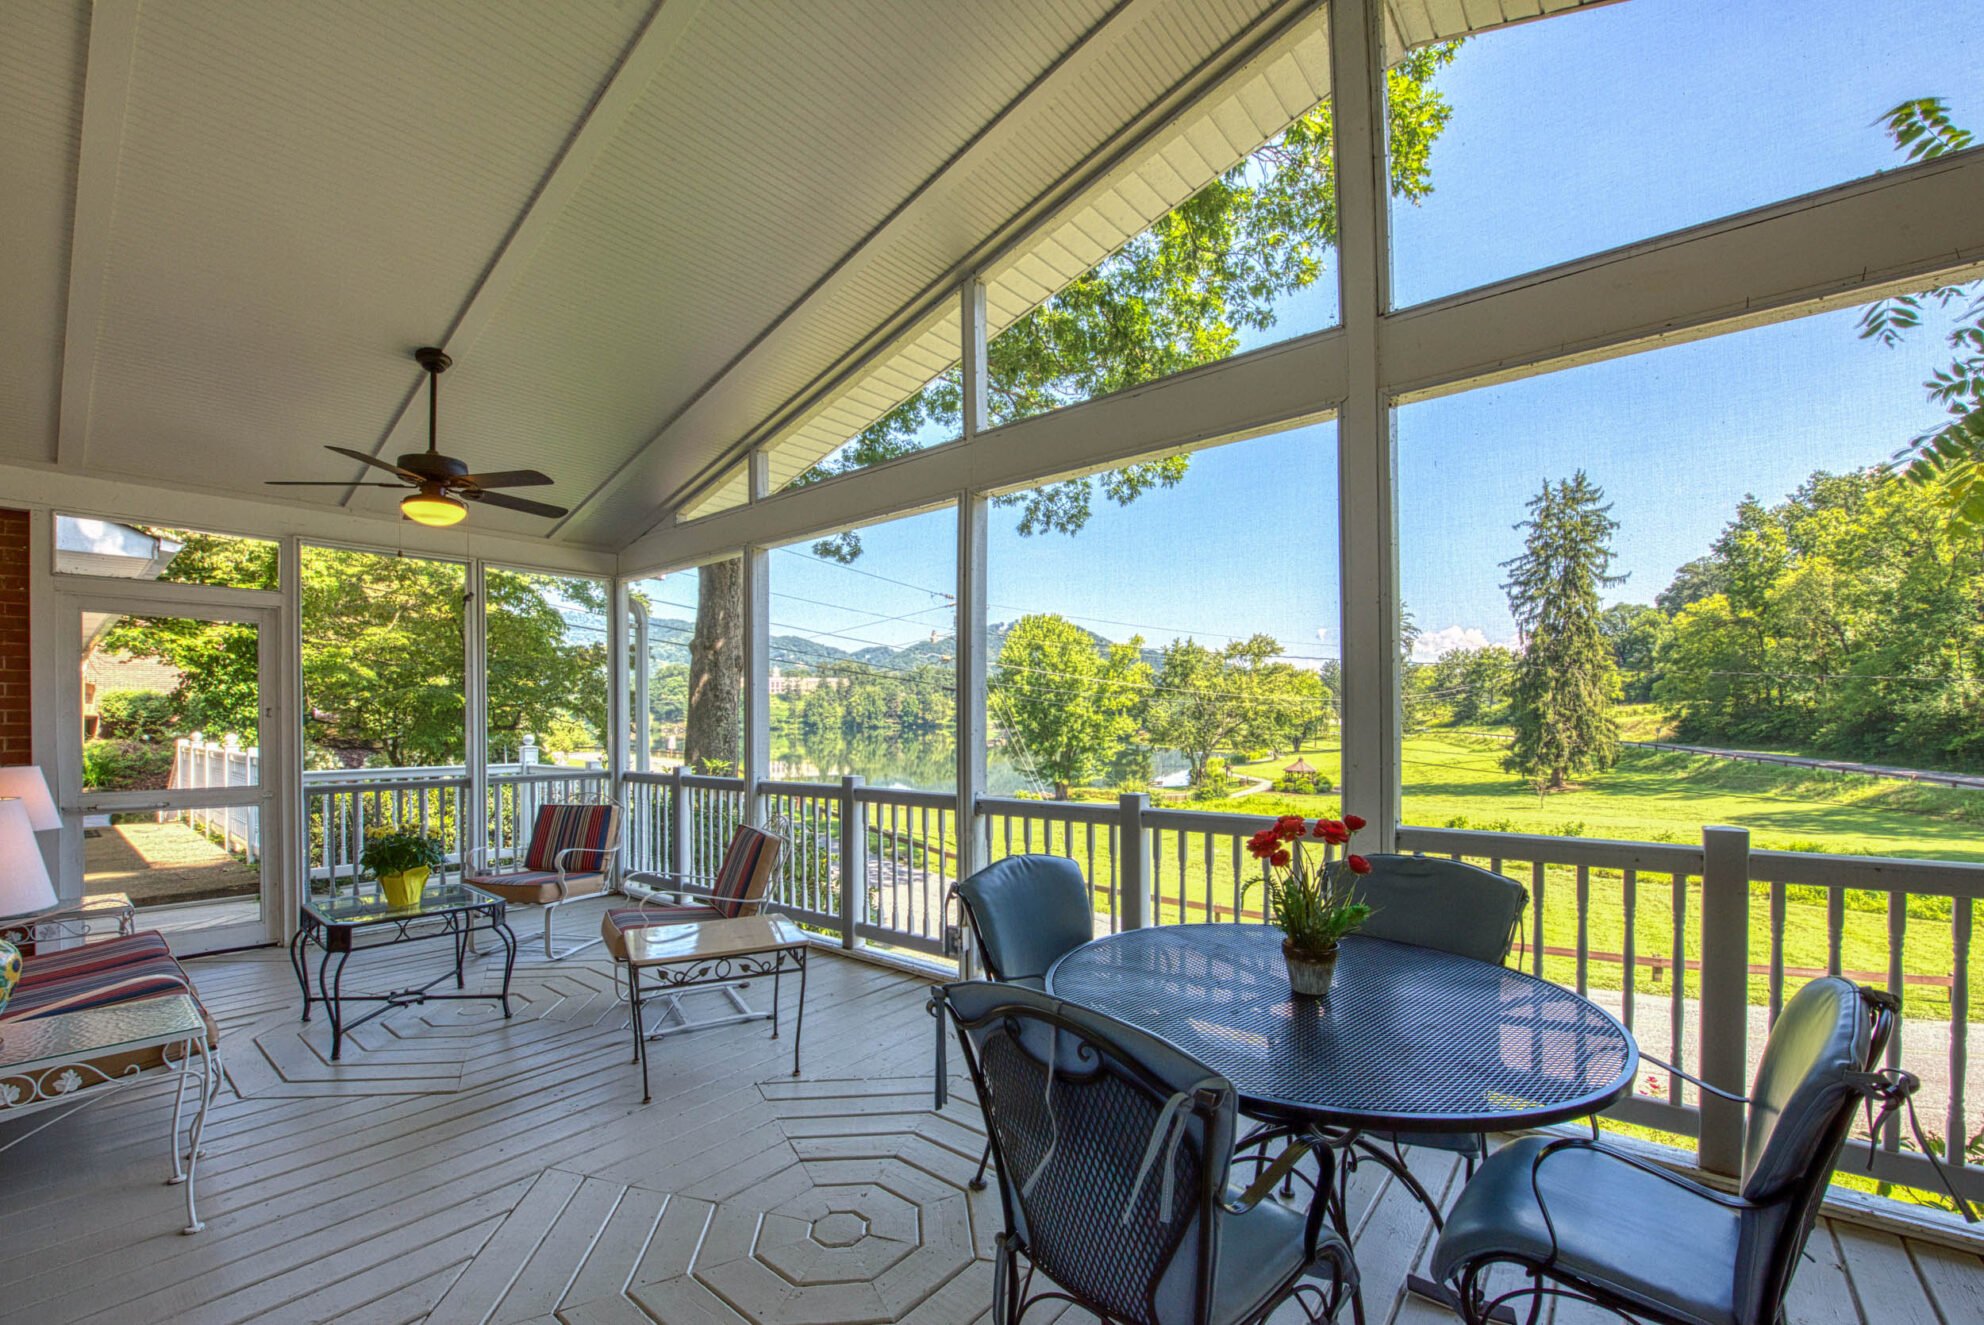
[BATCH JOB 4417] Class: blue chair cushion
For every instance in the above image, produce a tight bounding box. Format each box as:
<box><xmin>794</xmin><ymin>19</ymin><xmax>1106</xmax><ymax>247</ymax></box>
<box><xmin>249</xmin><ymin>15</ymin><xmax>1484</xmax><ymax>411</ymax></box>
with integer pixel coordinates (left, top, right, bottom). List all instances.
<box><xmin>1347</xmin><ymin>854</ymin><xmax>1526</xmax><ymax>964</ymax></box>
<box><xmin>1432</xmin><ymin>1135</ymin><xmax>1744</xmax><ymax>1325</ymax></box>
<box><xmin>955</xmin><ymin>855</ymin><xmax>1094</xmax><ymax>984</ymax></box>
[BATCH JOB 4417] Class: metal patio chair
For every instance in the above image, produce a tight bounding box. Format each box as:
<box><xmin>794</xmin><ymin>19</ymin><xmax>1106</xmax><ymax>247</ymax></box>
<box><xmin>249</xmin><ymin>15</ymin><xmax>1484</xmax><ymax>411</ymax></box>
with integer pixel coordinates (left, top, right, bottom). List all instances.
<box><xmin>1432</xmin><ymin>977</ymin><xmax>1928</xmax><ymax>1325</ymax></box>
<box><xmin>935</xmin><ymin>854</ymin><xmax>1097</xmax><ymax>1189</ymax></box>
<box><xmin>463</xmin><ymin>796</ymin><xmax>623</xmax><ymax>959</ymax></box>
<box><xmin>937</xmin><ymin>981</ymin><xmax>1358</xmax><ymax>1325</ymax></box>
<box><xmin>1335</xmin><ymin>854</ymin><xmax>1528</xmax><ymax>1208</ymax></box>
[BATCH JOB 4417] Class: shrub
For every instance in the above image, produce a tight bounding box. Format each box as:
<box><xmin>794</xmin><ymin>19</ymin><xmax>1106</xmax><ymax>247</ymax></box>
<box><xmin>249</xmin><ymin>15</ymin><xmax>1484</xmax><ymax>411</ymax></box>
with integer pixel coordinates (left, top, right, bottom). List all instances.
<box><xmin>1275</xmin><ymin>771</ymin><xmax>1335</xmax><ymax>795</ymax></box>
<box><xmin>97</xmin><ymin>690</ymin><xmax>177</xmax><ymax>741</ymax></box>
<box><xmin>82</xmin><ymin>739</ymin><xmax>174</xmax><ymax>792</ymax></box>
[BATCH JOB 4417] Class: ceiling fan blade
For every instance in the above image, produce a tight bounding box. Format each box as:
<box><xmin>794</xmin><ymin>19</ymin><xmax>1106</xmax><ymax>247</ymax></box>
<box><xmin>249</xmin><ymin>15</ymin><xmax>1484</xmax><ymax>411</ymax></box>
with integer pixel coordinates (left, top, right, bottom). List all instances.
<box><xmin>464</xmin><ymin>489</ymin><xmax>568</xmax><ymax>519</ymax></box>
<box><xmin>456</xmin><ymin>468</ymin><xmax>553</xmax><ymax>489</ymax></box>
<box><xmin>326</xmin><ymin>445</ymin><xmax>424</xmax><ymax>482</ymax></box>
<box><xmin>266</xmin><ymin>480</ymin><xmax>406</xmax><ymax>487</ymax></box>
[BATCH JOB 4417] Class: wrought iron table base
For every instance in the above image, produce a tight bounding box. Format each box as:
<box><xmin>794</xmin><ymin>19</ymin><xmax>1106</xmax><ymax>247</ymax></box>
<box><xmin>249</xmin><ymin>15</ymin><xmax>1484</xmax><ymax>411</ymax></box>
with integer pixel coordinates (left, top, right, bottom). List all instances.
<box><xmin>291</xmin><ymin>909</ymin><xmax>519</xmax><ymax>1061</ymax></box>
<box><xmin>626</xmin><ymin>946</ymin><xmax>807</xmax><ymax>1104</ymax></box>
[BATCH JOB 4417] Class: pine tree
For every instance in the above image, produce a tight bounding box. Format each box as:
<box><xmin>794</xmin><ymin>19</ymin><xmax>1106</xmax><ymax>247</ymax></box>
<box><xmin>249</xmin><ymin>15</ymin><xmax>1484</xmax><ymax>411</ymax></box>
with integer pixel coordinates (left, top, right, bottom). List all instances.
<box><xmin>1501</xmin><ymin>472</ymin><xmax>1624</xmax><ymax>791</ymax></box>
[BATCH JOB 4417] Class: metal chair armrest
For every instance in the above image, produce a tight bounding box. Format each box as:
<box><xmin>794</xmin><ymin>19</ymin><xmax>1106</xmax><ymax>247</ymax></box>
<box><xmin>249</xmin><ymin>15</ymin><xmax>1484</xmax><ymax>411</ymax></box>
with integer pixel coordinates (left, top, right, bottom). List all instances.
<box><xmin>1640</xmin><ymin>1051</ymin><xmax>1751</xmax><ymax>1105</ymax></box>
<box><xmin>460</xmin><ymin>845</ymin><xmax>497</xmax><ymax>875</ymax></box>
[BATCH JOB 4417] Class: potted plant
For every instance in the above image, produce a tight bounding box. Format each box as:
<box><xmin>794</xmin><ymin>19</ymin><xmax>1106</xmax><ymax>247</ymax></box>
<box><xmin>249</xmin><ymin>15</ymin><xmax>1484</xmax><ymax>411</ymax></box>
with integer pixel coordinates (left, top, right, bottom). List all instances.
<box><xmin>1247</xmin><ymin>813</ymin><xmax>1374</xmax><ymax>996</ymax></box>
<box><xmin>360</xmin><ymin>828</ymin><xmax>445</xmax><ymax>908</ymax></box>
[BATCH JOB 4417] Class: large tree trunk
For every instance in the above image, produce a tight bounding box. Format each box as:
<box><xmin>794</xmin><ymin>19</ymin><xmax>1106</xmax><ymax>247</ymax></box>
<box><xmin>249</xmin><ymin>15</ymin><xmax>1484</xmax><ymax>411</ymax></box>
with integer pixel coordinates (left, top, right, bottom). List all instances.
<box><xmin>687</xmin><ymin>559</ymin><xmax>743</xmax><ymax>774</ymax></box>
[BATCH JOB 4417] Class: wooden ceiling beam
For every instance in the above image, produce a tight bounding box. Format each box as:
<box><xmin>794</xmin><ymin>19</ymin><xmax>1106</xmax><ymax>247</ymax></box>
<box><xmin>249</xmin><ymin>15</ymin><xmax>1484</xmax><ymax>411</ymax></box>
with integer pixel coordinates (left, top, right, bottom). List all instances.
<box><xmin>54</xmin><ymin>0</ymin><xmax>143</xmax><ymax>469</ymax></box>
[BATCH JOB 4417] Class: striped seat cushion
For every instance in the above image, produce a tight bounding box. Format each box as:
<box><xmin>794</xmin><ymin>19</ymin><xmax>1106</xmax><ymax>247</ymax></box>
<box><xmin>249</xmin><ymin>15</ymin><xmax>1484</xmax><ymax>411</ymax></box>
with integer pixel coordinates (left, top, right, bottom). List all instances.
<box><xmin>600</xmin><ymin>903</ymin><xmax>724</xmax><ymax>960</ymax></box>
<box><xmin>5</xmin><ymin>931</ymin><xmax>198</xmax><ymax>1024</ymax></box>
<box><xmin>465</xmin><ymin>868</ymin><xmax>609</xmax><ymax>906</ymax></box>
<box><xmin>523</xmin><ymin>803</ymin><xmax>620</xmax><ymax>873</ymax></box>
<box><xmin>708</xmin><ymin>825</ymin><xmax>776</xmax><ymax>918</ymax></box>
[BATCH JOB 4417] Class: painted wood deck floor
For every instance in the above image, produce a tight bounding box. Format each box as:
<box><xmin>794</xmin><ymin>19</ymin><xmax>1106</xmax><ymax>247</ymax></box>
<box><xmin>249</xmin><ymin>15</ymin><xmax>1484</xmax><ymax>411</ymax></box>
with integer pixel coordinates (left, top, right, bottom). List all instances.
<box><xmin>1</xmin><ymin>896</ymin><xmax>1980</xmax><ymax>1325</ymax></box>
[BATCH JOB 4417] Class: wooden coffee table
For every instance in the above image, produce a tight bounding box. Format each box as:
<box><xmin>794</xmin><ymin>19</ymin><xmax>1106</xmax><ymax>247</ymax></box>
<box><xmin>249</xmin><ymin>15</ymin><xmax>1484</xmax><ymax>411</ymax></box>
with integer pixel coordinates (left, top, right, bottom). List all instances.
<box><xmin>620</xmin><ymin>915</ymin><xmax>809</xmax><ymax>1103</ymax></box>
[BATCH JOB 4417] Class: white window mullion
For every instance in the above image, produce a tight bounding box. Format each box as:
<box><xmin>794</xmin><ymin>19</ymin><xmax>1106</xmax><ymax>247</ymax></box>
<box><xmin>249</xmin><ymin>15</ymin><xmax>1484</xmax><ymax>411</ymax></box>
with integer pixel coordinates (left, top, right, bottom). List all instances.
<box><xmin>1331</xmin><ymin>0</ymin><xmax>1401</xmax><ymax>849</ymax></box>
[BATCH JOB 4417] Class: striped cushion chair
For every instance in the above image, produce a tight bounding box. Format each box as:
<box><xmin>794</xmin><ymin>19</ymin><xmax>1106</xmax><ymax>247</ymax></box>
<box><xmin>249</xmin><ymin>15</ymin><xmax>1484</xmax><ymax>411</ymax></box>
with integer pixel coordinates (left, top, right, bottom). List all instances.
<box><xmin>601</xmin><ymin>820</ymin><xmax>786</xmax><ymax>962</ymax></box>
<box><xmin>465</xmin><ymin>801</ymin><xmax>623</xmax><ymax>960</ymax></box>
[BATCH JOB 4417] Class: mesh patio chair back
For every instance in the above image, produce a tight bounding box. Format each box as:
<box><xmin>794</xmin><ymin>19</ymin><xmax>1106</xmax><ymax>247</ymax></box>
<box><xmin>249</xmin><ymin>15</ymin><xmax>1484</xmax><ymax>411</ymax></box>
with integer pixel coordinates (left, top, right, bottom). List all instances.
<box><xmin>1345</xmin><ymin>854</ymin><xmax>1526</xmax><ymax>965</ymax></box>
<box><xmin>953</xmin><ymin>854</ymin><xmax>1094</xmax><ymax>987</ymax></box>
<box><xmin>1733</xmin><ymin>976</ymin><xmax>1894</xmax><ymax>1316</ymax></box>
<box><xmin>944</xmin><ymin>981</ymin><xmax>1229</xmax><ymax>1325</ymax></box>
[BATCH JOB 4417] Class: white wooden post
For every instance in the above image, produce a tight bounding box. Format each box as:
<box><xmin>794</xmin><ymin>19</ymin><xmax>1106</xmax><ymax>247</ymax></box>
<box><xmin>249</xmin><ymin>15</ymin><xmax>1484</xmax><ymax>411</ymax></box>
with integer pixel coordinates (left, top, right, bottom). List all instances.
<box><xmin>1331</xmin><ymin>0</ymin><xmax>1401</xmax><ymax>850</ymax></box>
<box><xmin>669</xmin><ymin>764</ymin><xmax>691</xmax><ymax>881</ymax></box>
<box><xmin>464</xmin><ymin>561</ymin><xmax>489</xmax><ymax>878</ymax></box>
<box><xmin>741</xmin><ymin>546</ymin><xmax>771</xmax><ymax>825</ymax></box>
<box><xmin>839</xmin><ymin>774</ymin><xmax>867</xmax><ymax>950</ymax></box>
<box><xmin>1698</xmin><ymin>824</ymin><xmax>1752</xmax><ymax>1177</ymax></box>
<box><xmin>1118</xmin><ymin>792</ymin><xmax>1150</xmax><ymax>929</ymax></box>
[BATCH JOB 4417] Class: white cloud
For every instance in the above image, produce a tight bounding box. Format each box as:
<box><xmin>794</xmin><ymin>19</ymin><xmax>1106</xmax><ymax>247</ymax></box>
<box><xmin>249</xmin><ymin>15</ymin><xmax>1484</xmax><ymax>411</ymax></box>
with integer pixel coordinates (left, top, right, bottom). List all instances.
<box><xmin>1412</xmin><ymin>624</ymin><xmax>1497</xmax><ymax>664</ymax></box>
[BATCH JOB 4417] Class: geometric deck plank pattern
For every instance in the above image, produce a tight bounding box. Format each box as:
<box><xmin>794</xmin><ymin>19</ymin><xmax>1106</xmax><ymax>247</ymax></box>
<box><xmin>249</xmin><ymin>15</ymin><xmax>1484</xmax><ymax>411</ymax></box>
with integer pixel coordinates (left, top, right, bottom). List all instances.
<box><xmin>0</xmin><ymin>894</ymin><xmax>1977</xmax><ymax>1325</ymax></box>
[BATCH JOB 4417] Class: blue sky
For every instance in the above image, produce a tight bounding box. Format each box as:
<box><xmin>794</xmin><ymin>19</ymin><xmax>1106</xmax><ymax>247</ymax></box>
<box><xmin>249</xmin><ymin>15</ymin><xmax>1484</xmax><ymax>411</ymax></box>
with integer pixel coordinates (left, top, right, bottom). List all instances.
<box><xmin>751</xmin><ymin>0</ymin><xmax>1979</xmax><ymax>665</ymax></box>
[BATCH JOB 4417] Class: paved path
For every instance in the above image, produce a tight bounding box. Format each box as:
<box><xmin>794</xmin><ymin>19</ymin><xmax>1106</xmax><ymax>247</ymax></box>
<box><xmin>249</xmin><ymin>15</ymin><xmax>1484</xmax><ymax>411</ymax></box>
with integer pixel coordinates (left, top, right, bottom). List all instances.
<box><xmin>1631</xmin><ymin>740</ymin><xmax>1984</xmax><ymax>790</ymax></box>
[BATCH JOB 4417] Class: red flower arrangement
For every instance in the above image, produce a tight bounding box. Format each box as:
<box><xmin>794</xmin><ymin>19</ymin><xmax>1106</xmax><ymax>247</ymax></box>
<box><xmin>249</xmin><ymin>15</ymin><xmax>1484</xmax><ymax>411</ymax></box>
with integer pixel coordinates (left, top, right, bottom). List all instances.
<box><xmin>1247</xmin><ymin>813</ymin><xmax>1375</xmax><ymax>975</ymax></box>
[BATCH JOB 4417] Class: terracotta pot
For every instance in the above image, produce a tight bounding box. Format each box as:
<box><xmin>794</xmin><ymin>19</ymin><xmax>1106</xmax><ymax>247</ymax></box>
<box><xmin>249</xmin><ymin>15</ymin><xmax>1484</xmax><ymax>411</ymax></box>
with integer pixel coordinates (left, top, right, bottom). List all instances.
<box><xmin>1282</xmin><ymin>938</ymin><xmax>1338</xmax><ymax>997</ymax></box>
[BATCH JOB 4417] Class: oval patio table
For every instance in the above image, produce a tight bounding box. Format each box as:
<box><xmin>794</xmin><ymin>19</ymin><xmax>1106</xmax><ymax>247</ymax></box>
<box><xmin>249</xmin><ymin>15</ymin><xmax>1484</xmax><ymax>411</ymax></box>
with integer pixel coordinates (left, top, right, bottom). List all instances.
<box><xmin>1046</xmin><ymin>924</ymin><xmax>1638</xmax><ymax>1134</ymax></box>
<box><xmin>1046</xmin><ymin>924</ymin><xmax>1638</xmax><ymax>1313</ymax></box>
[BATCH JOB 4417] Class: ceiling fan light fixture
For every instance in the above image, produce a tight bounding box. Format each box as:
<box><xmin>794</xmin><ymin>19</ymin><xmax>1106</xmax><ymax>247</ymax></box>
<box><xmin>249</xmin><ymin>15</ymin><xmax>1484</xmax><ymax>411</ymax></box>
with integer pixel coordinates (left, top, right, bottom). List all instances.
<box><xmin>401</xmin><ymin>488</ymin><xmax>467</xmax><ymax>527</ymax></box>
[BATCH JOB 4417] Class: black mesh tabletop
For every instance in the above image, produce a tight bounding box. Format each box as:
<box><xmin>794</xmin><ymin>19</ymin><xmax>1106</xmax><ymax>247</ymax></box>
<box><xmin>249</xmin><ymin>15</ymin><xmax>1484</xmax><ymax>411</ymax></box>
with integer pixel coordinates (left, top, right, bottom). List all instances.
<box><xmin>1046</xmin><ymin>925</ymin><xmax>1637</xmax><ymax>1133</ymax></box>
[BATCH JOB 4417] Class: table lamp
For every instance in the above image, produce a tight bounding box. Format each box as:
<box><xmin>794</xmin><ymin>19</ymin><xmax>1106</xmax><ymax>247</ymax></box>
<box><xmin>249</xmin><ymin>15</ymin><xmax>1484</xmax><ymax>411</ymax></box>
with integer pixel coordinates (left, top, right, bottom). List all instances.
<box><xmin>0</xmin><ymin>766</ymin><xmax>59</xmax><ymax>833</ymax></box>
<box><xmin>0</xmin><ymin>798</ymin><xmax>54</xmax><ymax>918</ymax></box>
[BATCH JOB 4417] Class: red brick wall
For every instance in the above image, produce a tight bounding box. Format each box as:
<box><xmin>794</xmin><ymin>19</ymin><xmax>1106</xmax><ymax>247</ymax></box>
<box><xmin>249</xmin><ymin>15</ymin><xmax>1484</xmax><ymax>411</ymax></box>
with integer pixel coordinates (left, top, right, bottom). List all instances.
<box><xmin>0</xmin><ymin>508</ymin><xmax>29</xmax><ymax>763</ymax></box>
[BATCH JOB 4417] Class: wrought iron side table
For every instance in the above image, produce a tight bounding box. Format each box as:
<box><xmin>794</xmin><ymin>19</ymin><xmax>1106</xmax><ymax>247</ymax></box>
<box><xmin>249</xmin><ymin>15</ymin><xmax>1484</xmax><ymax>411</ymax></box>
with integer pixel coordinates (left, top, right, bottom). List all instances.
<box><xmin>619</xmin><ymin>915</ymin><xmax>810</xmax><ymax>1104</ymax></box>
<box><xmin>0</xmin><ymin>993</ymin><xmax>217</xmax><ymax>1233</ymax></box>
<box><xmin>0</xmin><ymin>892</ymin><xmax>138</xmax><ymax>951</ymax></box>
<box><xmin>292</xmin><ymin>881</ymin><xmax>519</xmax><ymax>1061</ymax></box>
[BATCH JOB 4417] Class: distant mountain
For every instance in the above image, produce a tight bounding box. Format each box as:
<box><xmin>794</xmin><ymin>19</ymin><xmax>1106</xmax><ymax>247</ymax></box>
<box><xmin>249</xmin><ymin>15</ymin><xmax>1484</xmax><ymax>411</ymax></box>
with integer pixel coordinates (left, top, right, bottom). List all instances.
<box><xmin>645</xmin><ymin>616</ymin><xmax>1140</xmax><ymax>674</ymax></box>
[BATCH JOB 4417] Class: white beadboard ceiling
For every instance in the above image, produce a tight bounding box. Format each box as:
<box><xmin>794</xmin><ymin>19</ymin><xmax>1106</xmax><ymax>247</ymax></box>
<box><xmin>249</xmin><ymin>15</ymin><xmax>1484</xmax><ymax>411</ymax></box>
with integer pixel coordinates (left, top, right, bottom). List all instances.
<box><xmin>1</xmin><ymin>0</ymin><xmax>1610</xmax><ymax>550</ymax></box>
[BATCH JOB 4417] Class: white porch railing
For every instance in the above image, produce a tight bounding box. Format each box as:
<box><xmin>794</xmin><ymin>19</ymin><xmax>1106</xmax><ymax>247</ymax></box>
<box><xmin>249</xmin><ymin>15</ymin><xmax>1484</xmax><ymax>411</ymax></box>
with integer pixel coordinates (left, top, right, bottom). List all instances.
<box><xmin>613</xmin><ymin>770</ymin><xmax>1984</xmax><ymax>1211</ymax></box>
<box><xmin>170</xmin><ymin>738</ymin><xmax>611</xmax><ymax>887</ymax></box>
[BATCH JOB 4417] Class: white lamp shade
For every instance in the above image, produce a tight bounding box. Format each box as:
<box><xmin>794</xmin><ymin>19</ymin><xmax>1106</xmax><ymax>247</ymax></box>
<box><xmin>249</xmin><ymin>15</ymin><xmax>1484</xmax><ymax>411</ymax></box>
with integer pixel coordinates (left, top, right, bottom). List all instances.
<box><xmin>0</xmin><ymin>767</ymin><xmax>58</xmax><ymax>832</ymax></box>
<box><xmin>0</xmin><ymin>799</ymin><xmax>56</xmax><ymax>918</ymax></box>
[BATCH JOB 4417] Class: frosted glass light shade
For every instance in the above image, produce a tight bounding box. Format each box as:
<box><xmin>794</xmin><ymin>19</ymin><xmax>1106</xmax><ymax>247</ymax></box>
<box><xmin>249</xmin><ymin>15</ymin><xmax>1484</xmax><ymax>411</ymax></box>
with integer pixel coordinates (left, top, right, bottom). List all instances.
<box><xmin>0</xmin><ymin>767</ymin><xmax>58</xmax><ymax>832</ymax></box>
<box><xmin>0</xmin><ymin>799</ymin><xmax>56</xmax><ymax>918</ymax></box>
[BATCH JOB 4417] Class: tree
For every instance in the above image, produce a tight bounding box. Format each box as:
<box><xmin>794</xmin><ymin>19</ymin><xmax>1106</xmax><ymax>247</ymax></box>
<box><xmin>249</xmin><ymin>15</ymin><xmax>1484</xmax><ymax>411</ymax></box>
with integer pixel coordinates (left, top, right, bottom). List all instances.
<box><xmin>1144</xmin><ymin>635</ymin><xmax>1282</xmax><ymax>785</ymax></box>
<box><xmin>1599</xmin><ymin>604</ymin><xmax>1671</xmax><ymax>703</ymax></box>
<box><xmin>1860</xmin><ymin>98</ymin><xmax>1984</xmax><ymax>530</ymax></box>
<box><xmin>989</xmin><ymin>615</ymin><xmax>1149</xmax><ymax>799</ymax></box>
<box><xmin>1423</xmin><ymin>645</ymin><xmax>1516</xmax><ymax>725</ymax></box>
<box><xmin>686</xmin><ymin>558</ymin><xmax>744</xmax><ymax>774</ymax></box>
<box><xmin>695</xmin><ymin>49</ymin><xmax>1465</xmax><ymax>752</ymax></box>
<box><xmin>1501</xmin><ymin>472</ymin><xmax>1623</xmax><ymax>790</ymax></box>
<box><xmin>799</xmin><ymin>45</ymin><xmax>1462</xmax><ymax>563</ymax></box>
<box><xmin>107</xmin><ymin>540</ymin><xmax>609</xmax><ymax>769</ymax></box>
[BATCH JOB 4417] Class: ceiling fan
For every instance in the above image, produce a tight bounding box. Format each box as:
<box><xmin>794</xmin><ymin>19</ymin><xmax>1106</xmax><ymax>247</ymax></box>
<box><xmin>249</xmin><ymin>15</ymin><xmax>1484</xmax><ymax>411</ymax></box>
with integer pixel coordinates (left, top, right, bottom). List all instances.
<box><xmin>267</xmin><ymin>347</ymin><xmax>566</xmax><ymax>527</ymax></box>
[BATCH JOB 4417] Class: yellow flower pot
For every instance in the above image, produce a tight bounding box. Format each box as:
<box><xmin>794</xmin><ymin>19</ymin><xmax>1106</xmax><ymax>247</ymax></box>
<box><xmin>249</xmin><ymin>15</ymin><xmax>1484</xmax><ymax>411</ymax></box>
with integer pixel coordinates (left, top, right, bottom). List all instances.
<box><xmin>378</xmin><ymin>866</ymin><xmax>430</xmax><ymax>908</ymax></box>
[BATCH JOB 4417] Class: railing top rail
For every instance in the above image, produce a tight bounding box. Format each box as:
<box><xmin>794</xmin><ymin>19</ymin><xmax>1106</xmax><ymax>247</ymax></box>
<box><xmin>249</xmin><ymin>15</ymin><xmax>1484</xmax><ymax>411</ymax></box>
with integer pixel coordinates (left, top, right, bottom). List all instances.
<box><xmin>757</xmin><ymin>778</ymin><xmax>845</xmax><ymax>798</ymax></box>
<box><xmin>852</xmin><ymin>786</ymin><xmax>955</xmax><ymax>811</ymax></box>
<box><xmin>1398</xmin><ymin>824</ymin><xmax>1704</xmax><ymax>873</ymax></box>
<box><xmin>303</xmin><ymin>764</ymin><xmax>603</xmax><ymax>786</ymax></box>
<box><xmin>1143</xmin><ymin>806</ymin><xmax>1300</xmax><ymax>836</ymax></box>
<box><xmin>977</xmin><ymin>795</ymin><xmax>1121</xmax><ymax>824</ymax></box>
<box><xmin>621</xmin><ymin>771</ymin><xmax>671</xmax><ymax>785</ymax></box>
<box><xmin>1749</xmin><ymin>847</ymin><xmax>1984</xmax><ymax>898</ymax></box>
<box><xmin>306</xmin><ymin>775</ymin><xmax>472</xmax><ymax>794</ymax></box>
<box><xmin>681</xmin><ymin>773</ymin><xmax>748</xmax><ymax>791</ymax></box>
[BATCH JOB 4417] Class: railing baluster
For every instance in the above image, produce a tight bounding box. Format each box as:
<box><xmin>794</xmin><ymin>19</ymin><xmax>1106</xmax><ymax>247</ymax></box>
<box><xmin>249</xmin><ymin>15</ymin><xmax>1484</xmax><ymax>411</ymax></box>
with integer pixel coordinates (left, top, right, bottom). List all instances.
<box><xmin>1951</xmin><ymin>898</ymin><xmax>1971</xmax><ymax>1166</ymax></box>
<box><xmin>1827</xmin><ymin>887</ymin><xmax>1845</xmax><ymax>976</ymax></box>
<box><xmin>1768</xmin><ymin>880</ymin><xmax>1787</xmax><ymax>1024</ymax></box>
<box><xmin>1885</xmin><ymin>893</ymin><xmax>1907</xmax><ymax>1154</ymax></box>
<box><xmin>1670</xmin><ymin>870</ymin><xmax>1686</xmax><ymax>1107</ymax></box>
<box><xmin>1621</xmin><ymin>867</ymin><xmax>1637</xmax><ymax>1034</ymax></box>
<box><xmin>1531</xmin><ymin>861</ymin><xmax>1547</xmax><ymax>979</ymax></box>
<box><xmin>1575</xmin><ymin>864</ymin><xmax>1590</xmax><ymax>995</ymax></box>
